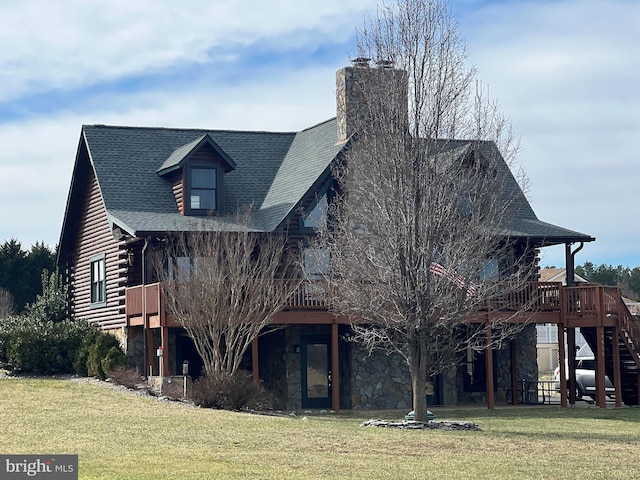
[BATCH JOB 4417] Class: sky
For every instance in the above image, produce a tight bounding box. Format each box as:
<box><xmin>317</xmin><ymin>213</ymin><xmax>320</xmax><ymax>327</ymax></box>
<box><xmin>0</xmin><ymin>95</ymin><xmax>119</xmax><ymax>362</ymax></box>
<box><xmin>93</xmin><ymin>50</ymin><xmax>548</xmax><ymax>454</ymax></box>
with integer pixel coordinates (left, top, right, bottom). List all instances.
<box><xmin>0</xmin><ymin>0</ymin><xmax>637</xmax><ymax>269</ymax></box>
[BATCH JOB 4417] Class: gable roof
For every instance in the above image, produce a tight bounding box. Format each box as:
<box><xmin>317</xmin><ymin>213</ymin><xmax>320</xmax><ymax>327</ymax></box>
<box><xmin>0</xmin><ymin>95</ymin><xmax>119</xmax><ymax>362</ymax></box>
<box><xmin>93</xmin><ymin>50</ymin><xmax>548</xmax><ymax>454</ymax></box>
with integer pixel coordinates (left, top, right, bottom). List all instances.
<box><xmin>157</xmin><ymin>133</ymin><xmax>237</xmax><ymax>176</ymax></box>
<box><xmin>539</xmin><ymin>267</ymin><xmax>588</xmax><ymax>284</ymax></box>
<box><xmin>432</xmin><ymin>139</ymin><xmax>594</xmax><ymax>246</ymax></box>
<box><xmin>58</xmin><ymin>115</ymin><xmax>593</xmax><ymax>258</ymax></box>
<box><xmin>58</xmin><ymin>119</ymin><xmax>343</xmax><ymax>253</ymax></box>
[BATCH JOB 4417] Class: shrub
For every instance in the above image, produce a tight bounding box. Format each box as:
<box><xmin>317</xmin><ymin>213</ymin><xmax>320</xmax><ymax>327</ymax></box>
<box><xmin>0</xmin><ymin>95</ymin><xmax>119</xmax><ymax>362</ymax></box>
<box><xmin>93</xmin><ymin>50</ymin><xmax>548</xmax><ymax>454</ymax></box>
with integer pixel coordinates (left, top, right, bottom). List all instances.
<box><xmin>108</xmin><ymin>366</ymin><xmax>144</xmax><ymax>389</ymax></box>
<box><xmin>86</xmin><ymin>332</ymin><xmax>127</xmax><ymax>380</ymax></box>
<box><xmin>72</xmin><ymin>326</ymin><xmax>100</xmax><ymax>377</ymax></box>
<box><xmin>101</xmin><ymin>346</ymin><xmax>128</xmax><ymax>377</ymax></box>
<box><xmin>0</xmin><ymin>317</ymin><xmax>93</xmax><ymax>375</ymax></box>
<box><xmin>0</xmin><ymin>315</ymin><xmax>127</xmax><ymax>378</ymax></box>
<box><xmin>191</xmin><ymin>371</ymin><xmax>276</xmax><ymax>411</ymax></box>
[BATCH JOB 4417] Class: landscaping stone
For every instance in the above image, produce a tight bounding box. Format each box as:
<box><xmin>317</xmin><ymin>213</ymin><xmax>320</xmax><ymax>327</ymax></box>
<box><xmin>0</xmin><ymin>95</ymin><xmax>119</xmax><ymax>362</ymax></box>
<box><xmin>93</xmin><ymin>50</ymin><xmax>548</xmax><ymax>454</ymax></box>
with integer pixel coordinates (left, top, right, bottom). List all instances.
<box><xmin>361</xmin><ymin>419</ymin><xmax>480</xmax><ymax>431</ymax></box>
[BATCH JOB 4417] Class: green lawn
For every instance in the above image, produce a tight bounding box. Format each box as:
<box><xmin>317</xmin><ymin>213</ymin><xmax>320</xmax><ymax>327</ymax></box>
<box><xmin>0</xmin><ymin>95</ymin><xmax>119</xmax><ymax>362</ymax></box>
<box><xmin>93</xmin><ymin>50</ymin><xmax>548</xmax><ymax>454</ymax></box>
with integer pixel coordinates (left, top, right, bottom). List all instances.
<box><xmin>0</xmin><ymin>378</ymin><xmax>638</xmax><ymax>479</ymax></box>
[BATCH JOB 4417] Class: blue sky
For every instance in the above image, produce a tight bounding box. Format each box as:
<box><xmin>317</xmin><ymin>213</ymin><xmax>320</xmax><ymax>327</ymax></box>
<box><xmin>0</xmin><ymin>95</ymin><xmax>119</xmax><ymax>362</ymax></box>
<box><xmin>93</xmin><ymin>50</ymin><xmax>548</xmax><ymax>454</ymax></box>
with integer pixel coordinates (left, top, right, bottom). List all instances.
<box><xmin>0</xmin><ymin>0</ymin><xmax>638</xmax><ymax>269</ymax></box>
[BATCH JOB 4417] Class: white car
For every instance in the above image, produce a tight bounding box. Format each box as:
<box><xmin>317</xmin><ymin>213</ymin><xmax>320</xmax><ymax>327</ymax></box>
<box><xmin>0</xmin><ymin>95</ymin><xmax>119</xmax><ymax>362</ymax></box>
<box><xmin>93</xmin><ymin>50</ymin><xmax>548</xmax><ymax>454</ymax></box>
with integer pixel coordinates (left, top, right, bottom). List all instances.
<box><xmin>554</xmin><ymin>357</ymin><xmax>615</xmax><ymax>400</ymax></box>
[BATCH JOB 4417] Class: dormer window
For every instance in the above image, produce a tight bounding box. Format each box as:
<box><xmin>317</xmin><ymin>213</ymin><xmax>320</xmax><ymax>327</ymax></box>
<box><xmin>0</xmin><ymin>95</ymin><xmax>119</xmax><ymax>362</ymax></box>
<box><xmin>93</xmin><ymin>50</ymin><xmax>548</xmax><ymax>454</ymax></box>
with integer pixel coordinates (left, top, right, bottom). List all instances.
<box><xmin>157</xmin><ymin>134</ymin><xmax>237</xmax><ymax>217</ymax></box>
<box><xmin>189</xmin><ymin>166</ymin><xmax>218</xmax><ymax>212</ymax></box>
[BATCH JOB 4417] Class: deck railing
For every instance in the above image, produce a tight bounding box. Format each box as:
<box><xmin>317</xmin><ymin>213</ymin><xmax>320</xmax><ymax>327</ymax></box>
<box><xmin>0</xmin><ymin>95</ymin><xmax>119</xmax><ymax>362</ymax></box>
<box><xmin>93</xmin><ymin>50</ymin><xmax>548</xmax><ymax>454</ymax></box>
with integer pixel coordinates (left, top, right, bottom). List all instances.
<box><xmin>124</xmin><ymin>281</ymin><xmax>639</xmax><ymax>338</ymax></box>
<box><xmin>126</xmin><ymin>280</ymin><xmax>564</xmax><ymax>318</ymax></box>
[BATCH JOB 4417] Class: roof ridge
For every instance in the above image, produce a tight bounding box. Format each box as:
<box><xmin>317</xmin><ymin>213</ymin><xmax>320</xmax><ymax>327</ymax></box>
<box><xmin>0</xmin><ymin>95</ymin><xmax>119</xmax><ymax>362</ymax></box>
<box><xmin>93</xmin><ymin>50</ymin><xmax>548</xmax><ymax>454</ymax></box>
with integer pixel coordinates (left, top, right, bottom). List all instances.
<box><xmin>83</xmin><ymin>124</ymin><xmax>300</xmax><ymax>136</ymax></box>
<box><xmin>298</xmin><ymin>117</ymin><xmax>336</xmax><ymax>133</ymax></box>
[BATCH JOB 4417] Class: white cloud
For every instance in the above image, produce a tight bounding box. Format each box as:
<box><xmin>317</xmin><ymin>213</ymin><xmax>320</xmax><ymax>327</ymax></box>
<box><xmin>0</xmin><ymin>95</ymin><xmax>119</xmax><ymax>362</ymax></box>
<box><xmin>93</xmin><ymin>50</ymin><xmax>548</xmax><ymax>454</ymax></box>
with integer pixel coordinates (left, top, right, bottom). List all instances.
<box><xmin>461</xmin><ymin>0</ymin><xmax>640</xmax><ymax>267</ymax></box>
<box><xmin>0</xmin><ymin>0</ymin><xmax>378</xmax><ymax>102</ymax></box>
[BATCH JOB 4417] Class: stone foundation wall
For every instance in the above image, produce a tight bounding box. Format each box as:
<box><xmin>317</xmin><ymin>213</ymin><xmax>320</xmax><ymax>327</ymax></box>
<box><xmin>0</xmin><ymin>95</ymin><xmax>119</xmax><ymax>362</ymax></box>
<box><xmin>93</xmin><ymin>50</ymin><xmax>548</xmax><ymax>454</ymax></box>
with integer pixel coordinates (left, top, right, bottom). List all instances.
<box><xmin>122</xmin><ymin>327</ymin><xmax>178</xmax><ymax>376</ymax></box>
<box><xmin>284</xmin><ymin>328</ymin><xmax>303</xmax><ymax>410</ymax></box>
<box><xmin>350</xmin><ymin>345</ymin><xmax>412</xmax><ymax>410</ymax></box>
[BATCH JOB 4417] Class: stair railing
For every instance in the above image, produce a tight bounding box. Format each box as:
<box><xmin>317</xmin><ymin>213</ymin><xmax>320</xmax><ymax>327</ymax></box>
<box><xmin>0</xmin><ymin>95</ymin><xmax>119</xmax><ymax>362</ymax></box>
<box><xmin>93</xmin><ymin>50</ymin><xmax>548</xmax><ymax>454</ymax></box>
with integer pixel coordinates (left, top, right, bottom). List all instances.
<box><xmin>617</xmin><ymin>295</ymin><xmax>640</xmax><ymax>367</ymax></box>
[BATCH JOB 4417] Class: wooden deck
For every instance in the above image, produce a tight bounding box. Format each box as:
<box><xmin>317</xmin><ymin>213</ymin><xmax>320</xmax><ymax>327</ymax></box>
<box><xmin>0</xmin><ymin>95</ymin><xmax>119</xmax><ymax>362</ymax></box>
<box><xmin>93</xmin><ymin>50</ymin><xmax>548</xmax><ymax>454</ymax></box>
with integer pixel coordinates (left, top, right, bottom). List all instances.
<box><xmin>124</xmin><ymin>281</ymin><xmax>640</xmax><ymax>408</ymax></box>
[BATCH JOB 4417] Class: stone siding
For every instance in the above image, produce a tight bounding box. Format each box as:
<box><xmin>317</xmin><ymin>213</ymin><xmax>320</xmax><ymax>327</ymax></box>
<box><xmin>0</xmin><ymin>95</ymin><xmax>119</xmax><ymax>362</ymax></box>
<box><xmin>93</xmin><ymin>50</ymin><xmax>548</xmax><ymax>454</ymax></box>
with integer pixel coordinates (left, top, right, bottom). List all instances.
<box><xmin>350</xmin><ymin>345</ymin><xmax>412</xmax><ymax>410</ymax></box>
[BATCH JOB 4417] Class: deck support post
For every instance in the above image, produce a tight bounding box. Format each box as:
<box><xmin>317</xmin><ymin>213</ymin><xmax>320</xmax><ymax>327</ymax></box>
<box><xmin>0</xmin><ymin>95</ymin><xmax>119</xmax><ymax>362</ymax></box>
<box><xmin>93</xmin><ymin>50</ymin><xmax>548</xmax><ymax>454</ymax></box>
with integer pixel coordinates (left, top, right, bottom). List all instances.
<box><xmin>596</xmin><ymin>325</ymin><xmax>607</xmax><ymax>408</ymax></box>
<box><xmin>557</xmin><ymin>323</ymin><xmax>567</xmax><ymax>408</ymax></box>
<box><xmin>596</xmin><ymin>287</ymin><xmax>607</xmax><ymax>408</ymax></box>
<box><xmin>567</xmin><ymin>327</ymin><xmax>577</xmax><ymax>405</ymax></box>
<box><xmin>160</xmin><ymin>326</ymin><xmax>169</xmax><ymax>377</ymax></box>
<box><xmin>612</xmin><ymin>326</ymin><xmax>622</xmax><ymax>407</ymax></box>
<box><xmin>146</xmin><ymin>327</ymin><xmax>155</xmax><ymax>376</ymax></box>
<box><xmin>485</xmin><ymin>325</ymin><xmax>495</xmax><ymax>409</ymax></box>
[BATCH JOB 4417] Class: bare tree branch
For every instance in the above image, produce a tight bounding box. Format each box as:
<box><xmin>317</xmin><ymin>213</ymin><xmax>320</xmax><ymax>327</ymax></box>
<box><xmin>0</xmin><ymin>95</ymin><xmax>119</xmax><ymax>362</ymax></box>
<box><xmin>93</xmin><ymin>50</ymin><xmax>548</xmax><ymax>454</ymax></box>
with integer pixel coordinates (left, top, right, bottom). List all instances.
<box><xmin>319</xmin><ymin>0</ymin><xmax>537</xmax><ymax>420</ymax></box>
<box><xmin>153</xmin><ymin>210</ymin><xmax>301</xmax><ymax>377</ymax></box>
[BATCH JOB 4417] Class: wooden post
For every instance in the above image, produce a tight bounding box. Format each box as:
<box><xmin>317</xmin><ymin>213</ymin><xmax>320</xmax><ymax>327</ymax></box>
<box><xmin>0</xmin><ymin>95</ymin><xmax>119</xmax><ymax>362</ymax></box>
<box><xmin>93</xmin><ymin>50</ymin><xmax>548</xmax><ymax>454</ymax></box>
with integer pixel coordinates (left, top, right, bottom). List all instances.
<box><xmin>596</xmin><ymin>325</ymin><xmax>607</xmax><ymax>408</ymax></box>
<box><xmin>557</xmin><ymin>323</ymin><xmax>567</xmax><ymax>408</ymax></box>
<box><xmin>612</xmin><ymin>326</ymin><xmax>622</xmax><ymax>408</ymax></box>
<box><xmin>595</xmin><ymin>287</ymin><xmax>607</xmax><ymax>408</ymax></box>
<box><xmin>331</xmin><ymin>322</ymin><xmax>340</xmax><ymax>412</ymax></box>
<box><xmin>567</xmin><ymin>327</ymin><xmax>576</xmax><ymax>405</ymax></box>
<box><xmin>485</xmin><ymin>325</ymin><xmax>495</xmax><ymax>409</ymax></box>
<box><xmin>160</xmin><ymin>326</ymin><xmax>169</xmax><ymax>377</ymax></box>
<box><xmin>251</xmin><ymin>337</ymin><xmax>260</xmax><ymax>385</ymax></box>
<box><xmin>146</xmin><ymin>327</ymin><xmax>155</xmax><ymax>376</ymax></box>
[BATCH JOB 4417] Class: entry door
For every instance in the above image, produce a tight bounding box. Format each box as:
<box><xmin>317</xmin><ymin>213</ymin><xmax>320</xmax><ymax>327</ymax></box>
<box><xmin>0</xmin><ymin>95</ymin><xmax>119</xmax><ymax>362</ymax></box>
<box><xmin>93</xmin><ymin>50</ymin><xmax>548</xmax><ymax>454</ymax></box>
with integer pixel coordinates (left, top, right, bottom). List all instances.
<box><xmin>301</xmin><ymin>335</ymin><xmax>332</xmax><ymax>409</ymax></box>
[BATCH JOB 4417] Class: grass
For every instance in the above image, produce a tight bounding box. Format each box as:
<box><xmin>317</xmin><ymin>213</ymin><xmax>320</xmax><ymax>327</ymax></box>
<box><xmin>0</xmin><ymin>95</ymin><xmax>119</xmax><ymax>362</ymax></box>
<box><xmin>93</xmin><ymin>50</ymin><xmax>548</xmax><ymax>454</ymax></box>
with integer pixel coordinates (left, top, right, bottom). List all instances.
<box><xmin>0</xmin><ymin>378</ymin><xmax>639</xmax><ymax>479</ymax></box>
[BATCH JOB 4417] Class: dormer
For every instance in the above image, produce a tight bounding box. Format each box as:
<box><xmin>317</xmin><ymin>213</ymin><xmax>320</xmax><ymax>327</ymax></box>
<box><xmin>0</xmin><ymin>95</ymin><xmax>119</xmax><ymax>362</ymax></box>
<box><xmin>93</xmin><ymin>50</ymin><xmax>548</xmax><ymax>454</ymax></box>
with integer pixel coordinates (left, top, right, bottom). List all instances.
<box><xmin>157</xmin><ymin>134</ymin><xmax>236</xmax><ymax>215</ymax></box>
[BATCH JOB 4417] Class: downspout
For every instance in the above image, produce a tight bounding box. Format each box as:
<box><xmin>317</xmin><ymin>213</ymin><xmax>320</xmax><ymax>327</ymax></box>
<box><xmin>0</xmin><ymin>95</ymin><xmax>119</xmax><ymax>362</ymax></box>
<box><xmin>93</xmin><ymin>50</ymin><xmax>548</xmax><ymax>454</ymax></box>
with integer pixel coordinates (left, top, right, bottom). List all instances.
<box><xmin>565</xmin><ymin>242</ymin><xmax>584</xmax><ymax>286</ymax></box>
<box><xmin>142</xmin><ymin>237</ymin><xmax>150</xmax><ymax>378</ymax></box>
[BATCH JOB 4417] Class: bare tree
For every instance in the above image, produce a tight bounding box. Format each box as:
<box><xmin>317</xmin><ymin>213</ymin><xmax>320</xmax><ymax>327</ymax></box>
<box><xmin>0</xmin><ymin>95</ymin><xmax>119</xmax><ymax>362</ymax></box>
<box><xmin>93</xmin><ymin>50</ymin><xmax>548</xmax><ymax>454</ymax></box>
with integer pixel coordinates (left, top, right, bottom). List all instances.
<box><xmin>0</xmin><ymin>288</ymin><xmax>15</xmax><ymax>319</ymax></box>
<box><xmin>154</xmin><ymin>213</ymin><xmax>301</xmax><ymax>377</ymax></box>
<box><xmin>320</xmin><ymin>0</ymin><xmax>537</xmax><ymax>421</ymax></box>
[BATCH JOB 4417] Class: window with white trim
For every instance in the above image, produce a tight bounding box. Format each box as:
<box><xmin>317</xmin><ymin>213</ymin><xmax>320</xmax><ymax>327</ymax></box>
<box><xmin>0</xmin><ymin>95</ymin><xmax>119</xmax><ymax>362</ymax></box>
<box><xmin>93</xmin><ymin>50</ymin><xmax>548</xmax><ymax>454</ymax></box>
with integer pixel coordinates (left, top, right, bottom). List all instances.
<box><xmin>90</xmin><ymin>254</ymin><xmax>106</xmax><ymax>305</ymax></box>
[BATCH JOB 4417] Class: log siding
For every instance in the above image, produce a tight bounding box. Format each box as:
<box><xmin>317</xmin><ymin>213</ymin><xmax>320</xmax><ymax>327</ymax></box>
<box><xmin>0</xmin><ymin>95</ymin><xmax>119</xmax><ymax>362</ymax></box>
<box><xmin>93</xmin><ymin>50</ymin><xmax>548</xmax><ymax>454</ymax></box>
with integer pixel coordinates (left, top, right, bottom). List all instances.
<box><xmin>69</xmin><ymin>168</ymin><xmax>127</xmax><ymax>329</ymax></box>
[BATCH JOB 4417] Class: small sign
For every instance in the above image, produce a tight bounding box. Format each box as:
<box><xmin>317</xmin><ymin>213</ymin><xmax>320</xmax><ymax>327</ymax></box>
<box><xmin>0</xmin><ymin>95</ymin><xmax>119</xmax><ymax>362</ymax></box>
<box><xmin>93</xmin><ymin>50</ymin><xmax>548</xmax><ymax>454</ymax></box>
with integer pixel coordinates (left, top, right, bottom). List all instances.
<box><xmin>0</xmin><ymin>455</ymin><xmax>78</xmax><ymax>479</ymax></box>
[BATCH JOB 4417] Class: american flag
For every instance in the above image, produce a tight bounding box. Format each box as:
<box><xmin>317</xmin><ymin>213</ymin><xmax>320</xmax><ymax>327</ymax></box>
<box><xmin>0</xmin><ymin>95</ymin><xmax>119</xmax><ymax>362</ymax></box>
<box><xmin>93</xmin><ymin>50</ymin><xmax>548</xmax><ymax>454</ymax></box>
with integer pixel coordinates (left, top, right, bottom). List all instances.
<box><xmin>430</xmin><ymin>262</ymin><xmax>476</xmax><ymax>297</ymax></box>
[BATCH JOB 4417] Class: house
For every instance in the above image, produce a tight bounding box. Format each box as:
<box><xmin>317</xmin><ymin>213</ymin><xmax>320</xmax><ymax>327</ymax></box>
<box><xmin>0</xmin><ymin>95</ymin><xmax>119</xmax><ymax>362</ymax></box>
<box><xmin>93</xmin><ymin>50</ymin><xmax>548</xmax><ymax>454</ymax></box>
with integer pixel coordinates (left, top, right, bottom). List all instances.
<box><xmin>58</xmin><ymin>61</ymin><xmax>640</xmax><ymax>409</ymax></box>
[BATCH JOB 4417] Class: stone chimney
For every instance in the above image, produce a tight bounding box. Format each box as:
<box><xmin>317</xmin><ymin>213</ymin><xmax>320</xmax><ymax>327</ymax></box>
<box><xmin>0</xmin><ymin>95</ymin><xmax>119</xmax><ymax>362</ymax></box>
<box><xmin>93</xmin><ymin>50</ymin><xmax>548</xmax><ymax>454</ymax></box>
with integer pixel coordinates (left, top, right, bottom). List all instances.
<box><xmin>336</xmin><ymin>58</ymin><xmax>408</xmax><ymax>143</ymax></box>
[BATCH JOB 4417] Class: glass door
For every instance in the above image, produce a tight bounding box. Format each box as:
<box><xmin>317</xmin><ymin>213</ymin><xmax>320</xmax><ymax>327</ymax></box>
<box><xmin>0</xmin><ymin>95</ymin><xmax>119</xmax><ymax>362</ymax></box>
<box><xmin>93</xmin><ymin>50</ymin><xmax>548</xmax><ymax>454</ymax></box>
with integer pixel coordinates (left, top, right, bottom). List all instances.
<box><xmin>301</xmin><ymin>335</ymin><xmax>332</xmax><ymax>409</ymax></box>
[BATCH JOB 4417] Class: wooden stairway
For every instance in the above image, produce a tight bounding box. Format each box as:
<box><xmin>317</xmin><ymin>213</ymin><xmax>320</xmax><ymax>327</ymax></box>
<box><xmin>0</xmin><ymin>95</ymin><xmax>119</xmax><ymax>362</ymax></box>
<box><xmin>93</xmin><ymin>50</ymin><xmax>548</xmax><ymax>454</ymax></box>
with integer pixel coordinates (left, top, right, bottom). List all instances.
<box><xmin>580</xmin><ymin>294</ymin><xmax>640</xmax><ymax>406</ymax></box>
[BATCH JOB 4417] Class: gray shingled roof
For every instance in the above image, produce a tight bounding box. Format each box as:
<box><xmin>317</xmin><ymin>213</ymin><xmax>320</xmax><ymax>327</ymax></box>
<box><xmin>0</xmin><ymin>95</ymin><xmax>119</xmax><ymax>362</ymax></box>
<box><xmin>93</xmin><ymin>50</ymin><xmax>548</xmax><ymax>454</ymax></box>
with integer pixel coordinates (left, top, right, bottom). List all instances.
<box><xmin>74</xmin><ymin>118</ymin><xmax>592</xmax><ymax>246</ymax></box>
<box><xmin>81</xmin><ymin>119</ymin><xmax>341</xmax><ymax>235</ymax></box>
<box><xmin>157</xmin><ymin>134</ymin><xmax>237</xmax><ymax>175</ymax></box>
<box><xmin>431</xmin><ymin>139</ymin><xmax>593</xmax><ymax>245</ymax></box>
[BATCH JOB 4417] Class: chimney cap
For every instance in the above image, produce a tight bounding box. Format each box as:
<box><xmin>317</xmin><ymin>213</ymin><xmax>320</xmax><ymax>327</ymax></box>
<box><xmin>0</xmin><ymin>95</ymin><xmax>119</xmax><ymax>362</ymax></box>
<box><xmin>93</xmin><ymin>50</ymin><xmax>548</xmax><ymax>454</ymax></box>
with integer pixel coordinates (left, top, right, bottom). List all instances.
<box><xmin>351</xmin><ymin>57</ymin><xmax>371</xmax><ymax>68</ymax></box>
<box><xmin>376</xmin><ymin>59</ymin><xmax>395</xmax><ymax>69</ymax></box>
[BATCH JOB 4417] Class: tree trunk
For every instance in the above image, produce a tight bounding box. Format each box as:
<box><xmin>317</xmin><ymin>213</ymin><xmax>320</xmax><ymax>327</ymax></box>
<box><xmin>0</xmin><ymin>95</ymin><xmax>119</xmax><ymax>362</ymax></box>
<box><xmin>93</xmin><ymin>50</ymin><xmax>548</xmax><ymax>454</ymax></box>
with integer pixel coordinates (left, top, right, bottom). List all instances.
<box><xmin>409</xmin><ymin>334</ymin><xmax>430</xmax><ymax>422</ymax></box>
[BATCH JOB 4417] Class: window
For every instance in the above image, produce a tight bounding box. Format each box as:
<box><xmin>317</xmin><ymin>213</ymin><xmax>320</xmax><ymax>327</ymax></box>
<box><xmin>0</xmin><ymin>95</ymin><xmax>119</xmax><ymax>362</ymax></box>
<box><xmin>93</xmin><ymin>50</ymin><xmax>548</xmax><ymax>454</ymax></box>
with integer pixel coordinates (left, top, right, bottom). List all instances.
<box><xmin>303</xmin><ymin>247</ymin><xmax>330</xmax><ymax>301</ymax></box>
<box><xmin>168</xmin><ymin>256</ymin><xmax>191</xmax><ymax>280</ymax></box>
<box><xmin>189</xmin><ymin>166</ymin><xmax>218</xmax><ymax>213</ymax></box>
<box><xmin>481</xmin><ymin>259</ymin><xmax>499</xmax><ymax>281</ymax></box>
<box><xmin>303</xmin><ymin>248</ymin><xmax>330</xmax><ymax>280</ymax></box>
<box><xmin>303</xmin><ymin>194</ymin><xmax>328</xmax><ymax>231</ymax></box>
<box><xmin>90</xmin><ymin>254</ymin><xmax>106</xmax><ymax>306</ymax></box>
<box><xmin>168</xmin><ymin>256</ymin><xmax>216</xmax><ymax>281</ymax></box>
